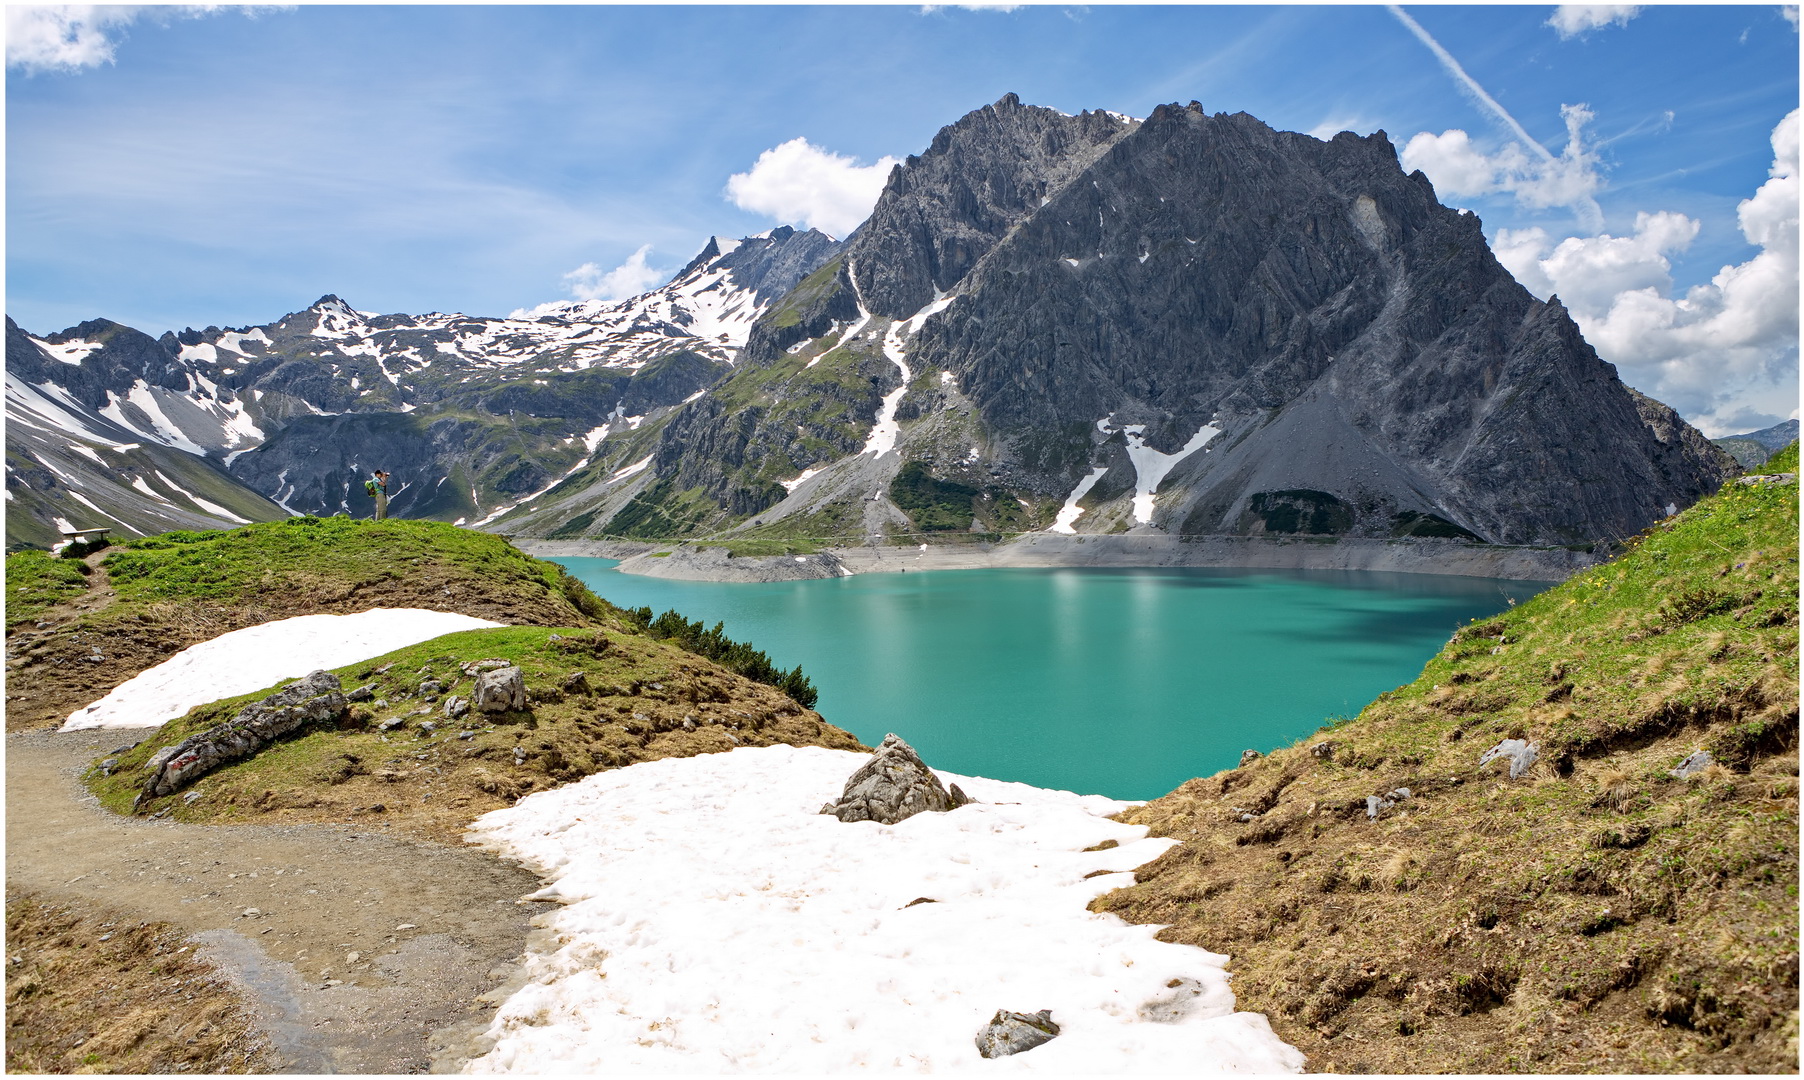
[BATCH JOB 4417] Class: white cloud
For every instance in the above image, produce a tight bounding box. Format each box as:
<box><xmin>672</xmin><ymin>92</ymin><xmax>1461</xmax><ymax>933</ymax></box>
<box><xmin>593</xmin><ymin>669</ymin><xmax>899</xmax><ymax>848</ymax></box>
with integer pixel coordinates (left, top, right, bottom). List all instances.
<box><xmin>509</xmin><ymin>245</ymin><xmax>672</xmax><ymax>317</ymax></box>
<box><xmin>5</xmin><ymin>6</ymin><xmax>278</xmax><ymax>74</ymax></box>
<box><xmin>562</xmin><ymin>245</ymin><xmax>669</xmax><ymax>303</ymax></box>
<box><xmin>1494</xmin><ymin>110</ymin><xmax>1800</xmax><ymax>436</ymax></box>
<box><xmin>1546</xmin><ymin>5</ymin><xmax>1643</xmax><ymax>39</ymax></box>
<box><xmin>1306</xmin><ymin>116</ymin><xmax>1378</xmax><ymax>142</ymax></box>
<box><xmin>725</xmin><ymin>138</ymin><xmax>902</xmax><ymax>240</ymax></box>
<box><xmin>8</xmin><ymin>6</ymin><xmax>138</xmax><ymax>71</ymax></box>
<box><xmin>1390</xmin><ymin>7</ymin><xmax>1602</xmax><ymax>227</ymax></box>
<box><xmin>1784</xmin><ymin>6</ymin><xmax>1800</xmax><ymax>30</ymax></box>
<box><xmin>1401</xmin><ymin>103</ymin><xmax>1604</xmax><ymax>227</ymax></box>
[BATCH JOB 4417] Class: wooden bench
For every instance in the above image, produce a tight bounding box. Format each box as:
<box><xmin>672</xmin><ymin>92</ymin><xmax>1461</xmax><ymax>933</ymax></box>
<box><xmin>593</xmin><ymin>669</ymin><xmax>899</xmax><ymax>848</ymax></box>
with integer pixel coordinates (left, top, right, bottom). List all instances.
<box><xmin>54</xmin><ymin>527</ymin><xmax>111</xmax><ymax>558</ymax></box>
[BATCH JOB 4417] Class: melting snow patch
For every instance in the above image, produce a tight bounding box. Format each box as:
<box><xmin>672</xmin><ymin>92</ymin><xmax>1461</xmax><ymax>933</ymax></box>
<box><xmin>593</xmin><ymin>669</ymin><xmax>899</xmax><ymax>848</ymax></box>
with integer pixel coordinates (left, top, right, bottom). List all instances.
<box><xmin>461</xmin><ymin>746</ymin><xmax>1304</xmax><ymax>1074</ymax></box>
<box><xmin>61</xmin><ymin>609</ymin><xmax>504</xmax><ymax>731</ymax></box>
<box><xmin>609</xmin><ymin>454</ymin><xmax>654</xmax><ymax>483</ymax></box>
<box><xmin>66</xmin><ymin>444</ymin><xmax>105</xmax><ymax>465</ymax></box>
<box><xmin>779</xmin><ymin>467</ymin><xmax>823</xmax><ymax>494</ymax></box>
<box><xmin>152</xmin><ymin>470</ymin><xmax>252</xmax><ymax>522</ymax></box>
<box><xmin>1050</xmin><ymin>466</ymin><xmax>1109</xmax><ymax>534</ymax></box>
<box><xmin>860</xmin><ymin>319</ymin><xmax>913</xmax><ymax>458</ymax></box>
<box><xmin>1100</xmin><ymin>418</ymin><xmax>1222</xmax><ymax>525</ymax></box>
<box><xmin>31</xmin><ymin>337</ymin><xmax>104</xmax><ymax>366</ymax></box>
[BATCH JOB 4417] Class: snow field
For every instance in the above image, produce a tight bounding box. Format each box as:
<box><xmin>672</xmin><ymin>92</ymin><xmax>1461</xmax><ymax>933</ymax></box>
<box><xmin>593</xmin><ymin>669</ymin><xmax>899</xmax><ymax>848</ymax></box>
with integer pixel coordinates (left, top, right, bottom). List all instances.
<box><xmin>1050</xmin><ymin>466</ymin><xmax>1110</xmax><ymax>534</ymax></box>
<box><xmin>61</xmin><ymin>608</ymin><xmax>503</xmax><ymax>731</ymax></box>
<box><xmin>461</xmin><ymin>745</ymin><xmax>1305</xmax><ymax>1073</ymax></box>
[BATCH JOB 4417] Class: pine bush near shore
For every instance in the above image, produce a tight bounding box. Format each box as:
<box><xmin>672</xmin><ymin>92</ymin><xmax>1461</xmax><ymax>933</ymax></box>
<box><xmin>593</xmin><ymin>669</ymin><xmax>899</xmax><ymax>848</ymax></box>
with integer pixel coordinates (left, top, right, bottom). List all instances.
<box><xmin>624</xmin><ymin>606</ymin><xmax>819</xmax><ymax>708</ymax></box>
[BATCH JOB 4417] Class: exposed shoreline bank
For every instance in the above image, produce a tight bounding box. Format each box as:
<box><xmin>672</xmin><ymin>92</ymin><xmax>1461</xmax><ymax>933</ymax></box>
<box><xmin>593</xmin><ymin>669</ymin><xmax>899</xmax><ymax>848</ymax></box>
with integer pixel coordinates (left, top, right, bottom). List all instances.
<box><xmin>514</xmin><ymin>533</ymin><xmax>1600</xmax><ymax>584</ymax></box>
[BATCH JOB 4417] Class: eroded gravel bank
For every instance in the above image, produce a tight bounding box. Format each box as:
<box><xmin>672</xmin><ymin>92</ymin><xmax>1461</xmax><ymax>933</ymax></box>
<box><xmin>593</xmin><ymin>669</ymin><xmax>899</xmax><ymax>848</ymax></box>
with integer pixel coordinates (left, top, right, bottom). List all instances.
<box><xmin>517</xmin><ymin>533</ymin><xmax>1598</xmax><ymax>583</ymax></box>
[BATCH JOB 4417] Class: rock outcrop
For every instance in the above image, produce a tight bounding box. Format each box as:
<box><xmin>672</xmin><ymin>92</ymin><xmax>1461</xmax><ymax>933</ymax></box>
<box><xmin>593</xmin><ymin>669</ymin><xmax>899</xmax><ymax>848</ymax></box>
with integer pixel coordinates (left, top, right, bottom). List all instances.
<box><xmin>136</xmin><ymin>670</ymin><xmax>347</xmax><ymax>806</ymax></box>
<box><xmin>819</xmin><ymin>733</ymin><xmax>971</xmax><ymax>824</ymax></box>
<box><xmin>974</xmin><ymin>1009</ymin><xmax>1060</xmax><ymax>1058</ymax></box>
<box><xmin>472</xmin><ymin>665</ymin><xmax>526</xmax><ymax>713</ymax></box>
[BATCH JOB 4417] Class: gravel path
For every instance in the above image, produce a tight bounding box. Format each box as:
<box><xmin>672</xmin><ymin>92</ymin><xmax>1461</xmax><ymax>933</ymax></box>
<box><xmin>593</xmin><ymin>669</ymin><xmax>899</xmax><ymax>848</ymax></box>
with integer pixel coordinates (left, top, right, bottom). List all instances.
<box><xmin>7</xmin><ymin>727</ymin><xmax>544</xmax><ymax>1074</ymax></box>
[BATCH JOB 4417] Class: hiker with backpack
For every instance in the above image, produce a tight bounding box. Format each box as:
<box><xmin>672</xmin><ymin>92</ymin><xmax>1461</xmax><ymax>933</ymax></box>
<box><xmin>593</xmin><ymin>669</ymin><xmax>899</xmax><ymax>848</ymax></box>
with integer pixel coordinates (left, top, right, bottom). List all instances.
<box><xmin>366</xmin><ymin>470</ymin><xmax>391</xmax><ymax>520</ymax></box>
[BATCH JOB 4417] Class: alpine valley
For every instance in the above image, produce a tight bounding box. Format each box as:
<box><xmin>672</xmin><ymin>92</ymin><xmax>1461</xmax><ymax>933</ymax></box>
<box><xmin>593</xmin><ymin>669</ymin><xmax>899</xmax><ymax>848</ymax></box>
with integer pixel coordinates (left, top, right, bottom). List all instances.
<box><xmin>6</xmin><ymin>96</ymin><xmax>1740</xmax><ymax>554</ymax></box>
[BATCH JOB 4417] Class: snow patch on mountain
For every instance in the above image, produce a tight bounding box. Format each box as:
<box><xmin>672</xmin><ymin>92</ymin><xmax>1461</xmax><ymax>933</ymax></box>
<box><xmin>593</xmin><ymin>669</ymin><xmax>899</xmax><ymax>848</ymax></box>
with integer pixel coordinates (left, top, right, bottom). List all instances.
<box><xmin>31</xmin><ymin>336</ymin><xmax>104</xmax><ymax>366</ymax></box>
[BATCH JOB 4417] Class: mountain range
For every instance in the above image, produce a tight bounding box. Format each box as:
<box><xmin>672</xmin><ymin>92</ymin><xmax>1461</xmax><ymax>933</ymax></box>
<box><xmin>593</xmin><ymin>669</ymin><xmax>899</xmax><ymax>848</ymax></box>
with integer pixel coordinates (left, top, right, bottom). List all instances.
<box><xmin>6</xmin><ymin>95</ymin><xmax>1742</xmax><ymax>553</ymax></box>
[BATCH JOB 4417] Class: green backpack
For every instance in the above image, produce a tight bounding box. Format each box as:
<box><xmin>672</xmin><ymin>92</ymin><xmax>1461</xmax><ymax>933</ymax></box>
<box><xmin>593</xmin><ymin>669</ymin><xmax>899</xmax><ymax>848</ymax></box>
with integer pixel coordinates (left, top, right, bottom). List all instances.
<box><xmin>364</xmin><ymin>479</ymin><xmax>378</xmax><ymax>496</ymax></box>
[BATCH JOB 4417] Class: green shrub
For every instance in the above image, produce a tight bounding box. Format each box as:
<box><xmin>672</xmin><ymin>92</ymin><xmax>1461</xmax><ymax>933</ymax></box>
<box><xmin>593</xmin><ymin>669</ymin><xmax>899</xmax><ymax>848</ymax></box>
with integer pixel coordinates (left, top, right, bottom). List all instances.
<box><xmin>623</xmin><ymin>606</ymin><xmax>818</xmax><ymax>708</ymax></box>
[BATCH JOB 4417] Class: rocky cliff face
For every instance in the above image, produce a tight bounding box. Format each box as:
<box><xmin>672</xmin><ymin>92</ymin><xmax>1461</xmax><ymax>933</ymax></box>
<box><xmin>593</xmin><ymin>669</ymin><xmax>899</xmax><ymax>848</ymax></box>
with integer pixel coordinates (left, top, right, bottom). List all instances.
<box><xmin>536</xmin><ymin>96</ymin><xmax>1735</xmax><ymax>548</ymax></box>
<box><xmin>847</xmin><ymin>93</ymin><xmax>1135</xmax><ymax>319</ymax></box>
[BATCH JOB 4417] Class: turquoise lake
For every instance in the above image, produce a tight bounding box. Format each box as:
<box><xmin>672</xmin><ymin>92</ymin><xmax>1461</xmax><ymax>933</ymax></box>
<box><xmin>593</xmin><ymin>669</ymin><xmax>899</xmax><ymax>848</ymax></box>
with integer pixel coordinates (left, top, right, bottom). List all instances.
<box><xmin>554</xmin><ymin>559</ymin><xmax>1550</xmax><ymax>800</ymax></box>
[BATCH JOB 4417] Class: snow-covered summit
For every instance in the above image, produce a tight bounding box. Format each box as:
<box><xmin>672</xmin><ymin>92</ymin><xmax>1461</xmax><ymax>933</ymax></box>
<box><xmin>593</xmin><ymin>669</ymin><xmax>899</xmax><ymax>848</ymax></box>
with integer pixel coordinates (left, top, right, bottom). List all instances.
<box><xmin>512</xmin><ymin>226</ymin><xmax>842</xmax><ymax>360</ymax></box>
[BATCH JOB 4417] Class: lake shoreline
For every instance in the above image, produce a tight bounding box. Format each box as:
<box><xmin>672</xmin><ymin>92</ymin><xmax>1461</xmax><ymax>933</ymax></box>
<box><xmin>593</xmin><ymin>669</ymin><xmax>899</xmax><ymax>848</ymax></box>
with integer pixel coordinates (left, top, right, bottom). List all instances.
<box><xmin>514</xmin><ymin>533</ymin><xmax>1597</xmax><ymax>583</ymax></box>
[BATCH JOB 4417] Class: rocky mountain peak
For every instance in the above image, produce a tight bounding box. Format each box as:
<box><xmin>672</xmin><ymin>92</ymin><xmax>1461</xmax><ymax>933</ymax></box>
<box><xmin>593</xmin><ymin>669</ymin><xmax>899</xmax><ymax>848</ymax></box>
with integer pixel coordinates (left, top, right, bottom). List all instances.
<box><xmin>848</xmin><ymin>95</ymin><xmax>1138</xmax><ymax>317</ymax></box>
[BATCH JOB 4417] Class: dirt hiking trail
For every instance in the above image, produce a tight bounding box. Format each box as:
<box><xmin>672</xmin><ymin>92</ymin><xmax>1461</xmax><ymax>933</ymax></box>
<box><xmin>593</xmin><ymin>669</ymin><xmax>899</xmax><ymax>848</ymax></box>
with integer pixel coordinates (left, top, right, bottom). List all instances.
<box><xmin>8</xmin><ymin>727</ymin><xmax>543</xmax><ymax>1073</ymax></box>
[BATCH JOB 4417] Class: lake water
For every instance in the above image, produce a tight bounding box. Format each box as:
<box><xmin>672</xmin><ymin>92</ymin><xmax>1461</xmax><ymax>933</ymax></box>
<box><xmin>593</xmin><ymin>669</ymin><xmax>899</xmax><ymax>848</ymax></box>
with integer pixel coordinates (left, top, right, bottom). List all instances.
<box><xmin>554</xmin><ymin>559</ymin><xmax>1548</xmax><ymax>800</ymax></box>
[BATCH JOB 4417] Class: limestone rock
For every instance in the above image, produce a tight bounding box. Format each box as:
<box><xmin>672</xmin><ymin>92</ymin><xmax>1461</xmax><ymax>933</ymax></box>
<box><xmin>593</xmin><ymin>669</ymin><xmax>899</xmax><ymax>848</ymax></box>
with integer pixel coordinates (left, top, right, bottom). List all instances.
<box><xmin>137</xmin><ymin>670</ymin><xmax>346</xmax><ymax>806</ymax></box>
<box><xmin>1479</xmin><ymin>739</ymin><xmax>1539</xmax><ymax>779</ymax></box>
<box><xmin>442</xmin><ymin>695</ymin><xmax>470</xmax><ymax>720</ymax></box>
<box><xmin>473</xmin><ymin>665</ymin><xmax>526</xmax><ymax>713</ymax></box>
<box><xmin>819</xmin><ymin>733</ymin><xmax>972</xmax><ymax>824</ymax></box>
<box><xmin>974</xmin><ymin>1009</ymin><xmax>1060</xmax><ymax>1058</ymax></box>
<box><xmin>1239</xmin><ymin>749</ymin><xmax>1262</xmax><ymax>767</ymax></box>
<box><xmin>1366</xmin><ymin>786</ymin><xmax>1412</xmax><ymax>820</ymax></box>
<box><xmin>1670</xmin><ymin>750</ymin><xmax>1716</xmax><ymax>779</ymax></box>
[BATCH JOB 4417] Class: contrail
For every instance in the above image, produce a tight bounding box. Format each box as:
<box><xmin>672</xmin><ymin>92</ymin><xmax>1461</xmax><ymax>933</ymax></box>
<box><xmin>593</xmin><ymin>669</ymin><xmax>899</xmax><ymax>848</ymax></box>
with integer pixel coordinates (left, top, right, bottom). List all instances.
<box><xmin>1387</xmin><ymin>4</ymin><xmax>1556</xmax><ymax>164</ymax></box>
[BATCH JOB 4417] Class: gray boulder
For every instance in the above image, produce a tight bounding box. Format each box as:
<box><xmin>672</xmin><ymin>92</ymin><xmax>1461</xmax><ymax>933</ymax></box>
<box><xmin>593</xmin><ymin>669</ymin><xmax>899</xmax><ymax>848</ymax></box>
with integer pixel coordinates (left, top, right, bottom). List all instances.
<box><xmin>137</xmin><ymin>670</ymin><xmax>346</xmax><ymax>807</ymax></box>
<box><xmin>974</xmin><ymin>1009</ymin><xmax>1060</xmax><ymax>1058</ymax></box>
<box><xmin>820</xmin><ymin>733</ymin><xmax>972</xmax><ymax>824</ymax></box>
<box><xmin>1479</xmin><ymin>738</ymin><xmax>1539</xmax><ymax>779</ymax></box>
<box><xmin>1366</xmin><ymin>787</ymin><xmax>1412</xmax><ymax>820</ymax></box>
<box><xmin>442</xmin><ymin>694</ymin><xmax>470</xmax><ymax>720</ymax></box>
<box><xmin>1670</xmin><ymin>750</ymin><xmax>1715</xmax><ymax>778</ymax></box>
<box><xmin>1239</xmin><ymin>749</ymin><xmax>1262</xmax><ymax>767</ymax></box>
<box><xmin>472</xmin><ymin>665</ymin><xmax>526</xmax><ymax>713</ymax></box>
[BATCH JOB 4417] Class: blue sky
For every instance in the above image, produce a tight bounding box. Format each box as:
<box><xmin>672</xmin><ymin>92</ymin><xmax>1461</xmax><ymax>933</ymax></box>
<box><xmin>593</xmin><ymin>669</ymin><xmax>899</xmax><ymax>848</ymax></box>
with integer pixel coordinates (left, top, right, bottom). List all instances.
<box><xmin>6</xmin><ymin>4</ymin><xmax>1797</xmax><ymax>433</ymax></box>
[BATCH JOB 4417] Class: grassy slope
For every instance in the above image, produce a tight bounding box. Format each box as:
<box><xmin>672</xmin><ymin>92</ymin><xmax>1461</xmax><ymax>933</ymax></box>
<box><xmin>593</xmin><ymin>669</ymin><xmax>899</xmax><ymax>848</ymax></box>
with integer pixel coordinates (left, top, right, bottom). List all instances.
<box><xmin>1095</xmin><ymin>446</ymin><xmax>1800</xmax><ymax>1073</ymax></box>
<box><xmin>5</xmin><ymin>549</ymin><xmax>93</xmax><ymax>625</ymax></box>
<box><xmin>4</xmin><ymin>517</ymin><xmax>610</xmax><ymax>732</ymax></box>
<box><xmin>84</xmin><ymin>625</ymin><xmax>861</xmax><ymax>844</ymax></box>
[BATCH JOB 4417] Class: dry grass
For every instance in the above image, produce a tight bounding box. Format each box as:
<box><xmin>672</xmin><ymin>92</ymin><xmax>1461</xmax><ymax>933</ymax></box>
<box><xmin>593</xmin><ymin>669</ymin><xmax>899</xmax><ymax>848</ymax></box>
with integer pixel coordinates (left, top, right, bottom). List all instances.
<box><xmin>5</xmin><ymin>892</ymin><xmax>278</xmax><ymax>1074</ymax></box>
